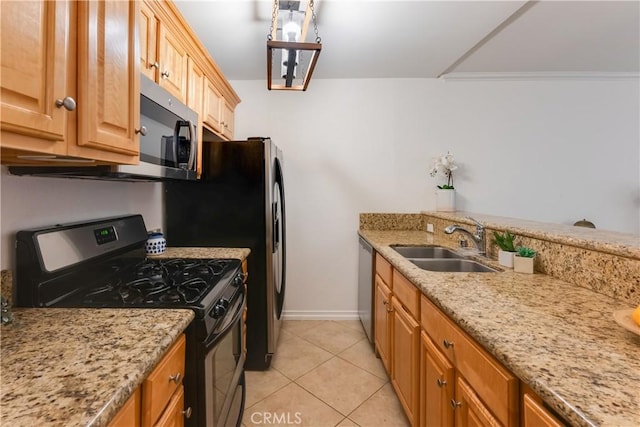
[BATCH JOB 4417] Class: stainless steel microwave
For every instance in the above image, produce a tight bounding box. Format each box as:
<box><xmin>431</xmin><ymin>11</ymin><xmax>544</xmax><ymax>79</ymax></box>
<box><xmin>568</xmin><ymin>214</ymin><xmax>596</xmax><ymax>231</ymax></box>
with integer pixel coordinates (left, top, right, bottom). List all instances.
<box><xmin>8</xmin><ymin>75</ymin><xmax>199</xmax><ymax>181</ymax></box>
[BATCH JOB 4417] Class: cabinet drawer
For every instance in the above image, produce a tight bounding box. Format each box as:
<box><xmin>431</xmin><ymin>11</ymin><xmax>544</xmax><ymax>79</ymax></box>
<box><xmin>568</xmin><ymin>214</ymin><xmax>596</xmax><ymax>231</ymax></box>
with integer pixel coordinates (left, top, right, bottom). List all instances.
<box><xmin>142</xmin><ymin>334</ymin><xmax>186</xmax><ymax>427</ymax></box>
<box><xmin>392</xmin><ymin>270</ymin><xmax>420</xmax><ymax>319</ymax></box>
<box><xmin>153</xmin><ymin>385</ymin><xmax>185</xmax><ymax>427</ymax></box>
<box><xmin>375</xmin><ymin>253</ymin><xmax>392</xmax><ymax>287</ymax></box>
<box><xmin>523</xmin><ymin>394</ymin><xmax>564</xmax><ymax>427</ymax></box>
<box><xmin>421</xmin><ymin>295</ymin><xmax>518</xmax><ymax>427</ymax></box>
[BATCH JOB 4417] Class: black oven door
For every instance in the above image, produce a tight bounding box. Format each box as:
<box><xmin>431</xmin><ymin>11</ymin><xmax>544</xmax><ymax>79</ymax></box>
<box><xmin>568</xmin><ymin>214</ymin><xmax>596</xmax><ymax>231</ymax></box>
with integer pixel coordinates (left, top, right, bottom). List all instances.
<box><xmin>202</xmin><ymin>288</ymin><xmax>246</xmax><ymax>427</ymax></box>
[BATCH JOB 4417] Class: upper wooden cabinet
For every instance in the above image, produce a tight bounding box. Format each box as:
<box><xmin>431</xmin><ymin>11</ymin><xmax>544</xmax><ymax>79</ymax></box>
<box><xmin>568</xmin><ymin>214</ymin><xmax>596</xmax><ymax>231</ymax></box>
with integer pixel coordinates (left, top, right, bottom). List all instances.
<box><xmin>139</xmin><ymin>1</ymin><xmax>159</xmax><ymax>81</ymax></box>
<box><xmin>141</xmin><ymin>0</ymin><xmax>240</xmax><ymax>142</ymax></box>
<box><xmin>0</xmin><ymin>0</ymin><xmax>140</xmax><ymax>165</ymax></box>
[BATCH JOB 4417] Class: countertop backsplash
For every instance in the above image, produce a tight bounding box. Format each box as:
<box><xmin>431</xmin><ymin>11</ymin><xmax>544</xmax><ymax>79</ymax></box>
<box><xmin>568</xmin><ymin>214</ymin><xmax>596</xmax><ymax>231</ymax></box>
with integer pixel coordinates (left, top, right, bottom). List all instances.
<box><xmin>360</xmin><ymin>211</ymin><xmax>640</xmax><ymax>305</ymax></box>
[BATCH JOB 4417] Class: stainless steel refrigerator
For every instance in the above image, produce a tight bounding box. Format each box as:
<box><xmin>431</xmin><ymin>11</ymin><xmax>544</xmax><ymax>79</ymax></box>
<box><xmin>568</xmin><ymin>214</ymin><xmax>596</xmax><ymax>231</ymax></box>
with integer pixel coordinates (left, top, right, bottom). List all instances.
<box><xmin>164</xmin><ymin>137</ymin><xmax>286</xmax><ymax>370</ymax></box>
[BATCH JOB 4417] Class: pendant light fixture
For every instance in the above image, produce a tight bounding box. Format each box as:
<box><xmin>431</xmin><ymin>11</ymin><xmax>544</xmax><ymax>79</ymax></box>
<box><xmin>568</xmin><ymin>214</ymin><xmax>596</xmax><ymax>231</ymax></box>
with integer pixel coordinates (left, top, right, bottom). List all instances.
<box><xmin>267</xmin><ymin>0</ymin><xmax>322</xmax><ymax>91</ymax></box>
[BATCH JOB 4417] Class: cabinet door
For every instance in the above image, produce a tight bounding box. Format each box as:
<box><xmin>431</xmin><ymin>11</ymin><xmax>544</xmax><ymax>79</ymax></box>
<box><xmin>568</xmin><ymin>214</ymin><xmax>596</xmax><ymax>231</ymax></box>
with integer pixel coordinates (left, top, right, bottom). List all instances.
<box><xmin>139</xmin><ymin>0</ymin><xmax>158</xmax><ymax>81</ymax></box>
<box><xmin>187</xmin><ymin>58</ymin><xmax>204</xmax><ymax>176</ymax></box>
<box><xmin>420</xmin><ymin>332</ymin><xmax>454</xmax><ymax>427</ymax></box>
<box><xmin>108</xmin><ymin>388</ymin><xmax>141</xmax><ymax>427</ymax></box>
<box><xmin>222</xmin><ymin>101</ymin><xmax>234</xmax><ymax>140</ymax></box>
<box><xmin>374</xmin><ymin>275</ymin><xmax>392</xmax><ymax>374</ymax></box>
<box><xmin>454</xmin><ymin>377</ymin><xmax>502</xmax><ymax>427</ymax></box>
<box><xmin>76</xmin><ymin>0</ymin><xmax>139</xmax><ymax>159</ymax></box>
<box><xmin>0</xmin><ymin>0</ymin><xmax>71</xmax><ymax>152</ymax></box>
<box><xmin>522</xmin><ymin>394</ymin><xmax>564</xmax><ymax>427</ymax></box>
<box><xmin>391</xmin><ymin>297</ymin><xmax>420</xmax><ymax>426</ymax></box>
<box><xmin>203</xmin><ymin>78</ymin><xmax>223</xmax><ymax>133</ymax></box>
<box><xmin>158</xmin><ymin>24</ymin><xmax>188</xmax><ymax>102</ymax></box>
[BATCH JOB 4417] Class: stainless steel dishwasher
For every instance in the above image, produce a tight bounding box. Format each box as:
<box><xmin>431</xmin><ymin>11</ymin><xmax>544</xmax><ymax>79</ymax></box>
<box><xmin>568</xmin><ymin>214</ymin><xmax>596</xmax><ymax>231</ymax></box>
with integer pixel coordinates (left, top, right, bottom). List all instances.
<box><xmin>358</xmin><ymin>236</ymin><xmax>374</xmax><ymax>343</ymax></box>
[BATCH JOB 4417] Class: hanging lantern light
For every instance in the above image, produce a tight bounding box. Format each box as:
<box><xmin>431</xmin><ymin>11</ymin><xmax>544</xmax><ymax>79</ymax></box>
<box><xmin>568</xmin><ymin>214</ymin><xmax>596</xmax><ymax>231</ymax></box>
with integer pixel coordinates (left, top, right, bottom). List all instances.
<box><xmin>267</xmin><ymin>0</ymin><xmax>322</xmax><ymax>91</ymax></box>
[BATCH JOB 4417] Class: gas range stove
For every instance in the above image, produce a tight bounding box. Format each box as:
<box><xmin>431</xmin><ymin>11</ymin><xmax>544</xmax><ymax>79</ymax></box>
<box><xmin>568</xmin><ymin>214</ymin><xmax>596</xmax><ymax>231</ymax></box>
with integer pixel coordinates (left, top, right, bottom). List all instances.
<box><xmin>15</xmin><ymin>215</ymin><xmax>242</xmax><ymax>323</ymax></box>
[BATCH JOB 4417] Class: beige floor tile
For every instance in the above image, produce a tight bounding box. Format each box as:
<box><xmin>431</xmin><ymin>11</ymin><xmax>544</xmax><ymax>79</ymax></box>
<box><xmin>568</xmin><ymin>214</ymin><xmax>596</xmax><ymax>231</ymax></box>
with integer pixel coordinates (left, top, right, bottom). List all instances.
<box><xmin>334</xmin><ymin>320</ymin><xmax>366</xmax><ymax>333</ymax></box>
<box><xmin>243</xmin><ymin>382</ymin><xmax>344</xmax><ymax>427</ymax></box>
<box><xmin>271</xmin><ymin>330</ymin><xmax>334</xmax><ymax>380</ymax></box>
<box><xmin>338</xmin><ymin>338</ymin><xmax>388</xmax><ymax>380</ymax></box>
<box><xmin>296</xmin><ymin>357</ymin><xmax>387</xmax><ymax>416</ymax></box>
<box><xmin>299</xmin><ymin>321</ymin><xmax>366</xmax><ymax>354</ymax></box>
<box><xmin>281</xmin><ymin>320</ymin><xmax>325</xmax><ymax>337</ymax></box>
<box><xmin>245</xmin><ymin>369</ymin><xmax>291</xmax><ymax>407</ymax></box>
<box><xmin>348</xmin><ymin>383</ymin><xmax>410</xmax><ymax>427</ymax></box>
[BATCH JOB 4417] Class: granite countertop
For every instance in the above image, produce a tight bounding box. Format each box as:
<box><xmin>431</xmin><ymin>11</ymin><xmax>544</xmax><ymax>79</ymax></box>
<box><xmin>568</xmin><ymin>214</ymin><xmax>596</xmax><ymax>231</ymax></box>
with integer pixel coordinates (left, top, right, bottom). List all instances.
<box><xmin>147</xmin><ymin>246</ymin><xmax>250</xmax><ymax>260</ymax></box>
<box><xmin>359</xmin><ymin>229</ymin><xmax>640</xmax><ymax>427</ymax></box>
<box><xmin>0</xmin><ymin>308</ymin><xmax>194</xmax><ymax>427</ymax></box>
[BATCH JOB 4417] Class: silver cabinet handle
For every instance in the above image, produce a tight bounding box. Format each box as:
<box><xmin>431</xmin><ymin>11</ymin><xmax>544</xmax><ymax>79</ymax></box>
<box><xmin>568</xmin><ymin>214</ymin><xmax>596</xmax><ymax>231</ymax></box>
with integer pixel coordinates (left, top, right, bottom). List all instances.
<box><xmin>450</xmin><ymin>399</ymin><xmax>462</xmax><ymax>409</ymax></box>
<box><xmin>443</xmin><ymin>339</ymin><xmax>454</xmax><ymax>349</ymax></box>
<box><xmin>150</xmin><ymin>62</ymin><xmax>159</xmax><ymax>69</ymax></box>
<box><xmin>183</xmin><ymin>407</ymin><xmax>192</xmax><ymax>418</ymax></box>
<box><xmin>135</xmin><ymin>126</ymin><xmax>147</xmax><ymax>136</ymax></box>
<box><xmin>169</xmin><ymin>372</ymin><xmax>181</xmax><ymax>383</ymax></box>
<box><xmin>161</xmin><ymin>70</ymin><xmax>170</xmax><ymax>78</ymax></box>
<box><xmin>437</xmin><ymin>378</ymin><xmax>447</xmax><ymax>387</ymax></box>
<box><xmin>55</xmin><ymin>97</ymin><xmax>76</xmax><ymax>111</ymax></box>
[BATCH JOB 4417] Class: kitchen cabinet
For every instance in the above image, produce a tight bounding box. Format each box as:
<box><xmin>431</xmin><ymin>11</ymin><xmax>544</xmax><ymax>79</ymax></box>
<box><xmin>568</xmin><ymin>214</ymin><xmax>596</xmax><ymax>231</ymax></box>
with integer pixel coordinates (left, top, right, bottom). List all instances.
<box><xmin>374</xmin><ymin>253</ymin><xmax>393</xmax><ymax>374</ymax></box>
<box><xmin>391</xmin><ymin>296</ymin><xmax>420</xmax><ymax>426</ymax></box>
<box><xmin>142</xmin><ymin>0</ymin><xmax>240</xmax><ymax>144</ymax></box>
<box><xmin>187</xmin><ymin>58</ymin><xmax>205</xmax><ymax>176</ymax></box>
<box><xmin>420</xmin><ymin>331</ymin><xmax>455</xmax><ymax>427</ymax></box>
<box><xmin>0</xmin><ymin>0</ymin><xmax>140</xmax><ymax>165</ymax></box>
<box><xmin>421</xmin><ymin>294</ymin><xmax>519</xmax><ymax>427</ymax></box>
<box><xmin>108</xmin><ymin>388</ymin><xmax>141</xmax><ymax>427</ymax></box>
<box><xmin>522</xmin><ymin>393</ymin><xmax>564</xmax><ymax>427</ymax></box>
<box><xmin>139</xmin><ymin>0</ymin><xmax>159</xmax><ymax>81</ymax></box>
<box><xmin>142</xmin><ymin>334</ymin><xmax>187</xmax><ymax>427</ymax></box>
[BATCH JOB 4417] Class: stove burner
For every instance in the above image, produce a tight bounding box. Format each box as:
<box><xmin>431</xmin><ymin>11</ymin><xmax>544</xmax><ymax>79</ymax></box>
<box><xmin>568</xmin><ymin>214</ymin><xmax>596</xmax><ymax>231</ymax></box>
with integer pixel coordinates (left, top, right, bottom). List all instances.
<box><xmin>66</xmin><ymin>258</ymin><xmax>238</xmax><ymax>308</ymax></box>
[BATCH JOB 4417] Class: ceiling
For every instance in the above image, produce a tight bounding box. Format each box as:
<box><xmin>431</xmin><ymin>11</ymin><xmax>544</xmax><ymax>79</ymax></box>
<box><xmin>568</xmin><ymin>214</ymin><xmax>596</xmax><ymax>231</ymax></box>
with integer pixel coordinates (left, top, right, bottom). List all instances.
<box><xmin>173</xmin><ymin>0</ymin><xmax>640</xmax><ymax>80</ymax></box>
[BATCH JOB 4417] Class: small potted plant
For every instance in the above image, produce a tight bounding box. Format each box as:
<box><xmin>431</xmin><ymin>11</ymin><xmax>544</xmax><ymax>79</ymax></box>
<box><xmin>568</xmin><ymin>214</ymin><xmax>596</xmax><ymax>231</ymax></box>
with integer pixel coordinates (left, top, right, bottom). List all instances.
<box><xmin>514</xmin><ymin>246</ymin><xmax>536</xmax><ymax>274</ymax></box>
<box><xmin>429</xmin><ymin>151</ymin><xmax>458</xmax><ymax>211</ymax></box>
<box><xmin>493</xmin><ymin>230</ymin><xmax>516</xmax><ymax>268</ymax></box>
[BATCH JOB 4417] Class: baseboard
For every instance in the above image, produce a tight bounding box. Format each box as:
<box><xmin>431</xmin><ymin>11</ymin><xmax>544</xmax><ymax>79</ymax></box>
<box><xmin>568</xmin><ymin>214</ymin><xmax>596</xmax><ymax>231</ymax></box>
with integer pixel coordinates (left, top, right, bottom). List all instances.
<box><xmin>282</xmin><ymin>310</ymin><xmax>360</xmax><ymax>320</ymax></box>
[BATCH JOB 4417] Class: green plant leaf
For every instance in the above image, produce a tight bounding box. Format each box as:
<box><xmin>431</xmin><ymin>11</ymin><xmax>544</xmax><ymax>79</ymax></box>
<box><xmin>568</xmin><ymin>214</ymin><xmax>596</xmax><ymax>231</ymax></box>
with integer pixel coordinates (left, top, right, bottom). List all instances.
<box><xmin>493</xmin><ymin>230</ymin><xmax>516</xmax><ymax>252</ymax></box>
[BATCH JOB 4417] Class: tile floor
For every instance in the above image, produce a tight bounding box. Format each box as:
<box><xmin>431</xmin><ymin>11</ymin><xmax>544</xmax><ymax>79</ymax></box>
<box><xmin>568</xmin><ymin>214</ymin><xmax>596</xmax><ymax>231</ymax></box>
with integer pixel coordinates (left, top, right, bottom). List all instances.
<box><xmin>242</xmin><ymin>320</ymin><xmax>411</xmax><ymax>427</ymax></box>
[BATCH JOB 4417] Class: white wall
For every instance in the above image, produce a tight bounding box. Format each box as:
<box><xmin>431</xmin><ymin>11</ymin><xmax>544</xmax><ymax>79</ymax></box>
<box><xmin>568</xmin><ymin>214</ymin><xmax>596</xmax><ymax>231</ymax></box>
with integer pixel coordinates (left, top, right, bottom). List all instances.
<box><xmin>230</xmin><ymin>77</ymin><xmax>640</xmax><ymax>318</ymax></box>
<box><xmin>0</xmin><ymin>167</ymin><xmax>164</xmax><ymax>270</ymax></box>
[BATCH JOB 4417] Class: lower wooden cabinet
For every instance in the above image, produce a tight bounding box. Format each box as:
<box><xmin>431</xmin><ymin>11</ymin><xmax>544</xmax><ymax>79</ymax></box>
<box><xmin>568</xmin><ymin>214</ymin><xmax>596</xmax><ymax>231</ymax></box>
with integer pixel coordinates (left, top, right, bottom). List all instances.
<box><xmin>454</xmin><ymin>376</ymin><xmax>502</xmax><ymax>427</ymax></box>
<box><xmin>108</xmin><ymin>388</ymin><xmax>141</xmax><ymax>427</ymax></box>
<box><xmin>142</xmin><ymin>334</ymin><xmax>186</xmax><ymax>427</ymax></box>
<box><xmin>153</xmin><ymin>385</ymin><xmax>185</xmax><ymax>427</ymax></box>
<box><xmin>374</xmin><ymin>274</ymin><xmax>392</xmax><ymax>374</ymax></box>
<box><xmin>420</xmin><ymin>331</ymin><xmax>454</xmax><ymax>427</ymax></box>
<box><xmin>522</xmin><ymin>393</ymin><xmax>564</xmax><ymax>427</ymax></box>
<box><xmin>391</xmin><ymin>296</ymin><xmax>420</xmax><ymax>427</ymax></box>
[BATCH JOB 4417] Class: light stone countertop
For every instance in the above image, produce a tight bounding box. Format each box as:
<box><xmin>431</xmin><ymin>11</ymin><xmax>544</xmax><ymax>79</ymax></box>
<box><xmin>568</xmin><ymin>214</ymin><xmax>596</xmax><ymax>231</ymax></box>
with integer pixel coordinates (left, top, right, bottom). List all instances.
<box><xmin>359</xmin><ymin>229</ymin><xmax>640</xmax><ymax>427</ymax></box>
<box><xmin>0</xmin><ymin>308</ymin><xmax>194</xmax><ymax>427</ymax></box>
<box><xmin>147</xmin><ymin>246</ymin><xmax>250</xmax><ymax>260</ymax></box>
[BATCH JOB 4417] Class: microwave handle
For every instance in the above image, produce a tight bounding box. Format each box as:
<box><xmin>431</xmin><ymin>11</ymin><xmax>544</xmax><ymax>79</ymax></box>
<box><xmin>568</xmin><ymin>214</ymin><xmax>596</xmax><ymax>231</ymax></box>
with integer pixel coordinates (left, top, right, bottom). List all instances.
<box><xmin>187</xmin><ymin>120</ymin><xmax>196</xmax><ymax>171</ymax></box>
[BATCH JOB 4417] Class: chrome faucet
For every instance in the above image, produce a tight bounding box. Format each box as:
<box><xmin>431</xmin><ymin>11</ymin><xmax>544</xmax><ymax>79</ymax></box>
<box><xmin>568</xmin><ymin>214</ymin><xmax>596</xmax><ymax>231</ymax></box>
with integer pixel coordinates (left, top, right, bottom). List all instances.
<box><xmin>444</xmin><ymin>217</ymin><xmax>486</xmax><ymax>254</ymax></box>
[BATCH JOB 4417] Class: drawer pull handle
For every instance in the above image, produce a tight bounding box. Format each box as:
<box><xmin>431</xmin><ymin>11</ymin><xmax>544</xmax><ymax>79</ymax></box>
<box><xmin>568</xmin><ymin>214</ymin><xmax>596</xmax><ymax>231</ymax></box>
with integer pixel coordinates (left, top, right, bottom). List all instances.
<box><xmin>437</xmin><ymin>378</ymin><xmax>447</xmax><ymax>387</ymax></box>
<box><xmin>135</xmin><ymin>126</ymin><xmax>147</xmax><ymax>136</ymax></box>
<box><xmin>183</xmin><ymin>407</ymin><xmax>193</xmax><ymax>419</ymax></box>
<box><xmin>162</xmin><ymin>70</ymin><xmax>171</xmax><ymax>78</ymax></box>
<box><xmin>450</xmin><ymin>399</ymin><xmax>462</xmax><ymax>409</ymax></box>
<box><xmin>443</xmin><ymin>339</ymin><xmax>454</xmax><ymax>349</ymax></box>
<box><xmin>55</xmin><ymin>96</ymin><xmax>76</xmax><ymax>111</ymax></box>
<box><xmin>150</xmin><ymin>62</ymin><xmax>159</xmax><ymax>69</ymax></box>
<box><xmin>383</xmin><ymin>300</ymin><xmax>388</xmax><ymax>306</ymax></box>
<box><xmin>169</xmin><ymin>372</ymin><xmax>182</xmax><ymax>383</ymax></box>
<box><xmin>386</xmin><ymin>307</ymin><xmax>393</xmax><ymax>313</ymax></box>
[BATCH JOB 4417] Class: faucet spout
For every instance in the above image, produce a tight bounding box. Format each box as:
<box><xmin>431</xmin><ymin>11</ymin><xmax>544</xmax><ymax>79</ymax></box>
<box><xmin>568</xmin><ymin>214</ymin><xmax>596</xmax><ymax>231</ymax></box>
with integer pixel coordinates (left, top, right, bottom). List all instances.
<box><xmin>444</xmin><ymin>221</ymin><xmax>486</xmax><ymax>254</ymax></box>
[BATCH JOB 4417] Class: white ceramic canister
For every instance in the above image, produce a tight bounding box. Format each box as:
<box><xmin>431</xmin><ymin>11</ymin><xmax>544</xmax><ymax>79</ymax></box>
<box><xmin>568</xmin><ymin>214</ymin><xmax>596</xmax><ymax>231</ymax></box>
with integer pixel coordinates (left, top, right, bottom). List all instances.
<box><xmin>145</xmin><ymin>231</ymin><xmax>166</xmax><ymax>255</ymax></box>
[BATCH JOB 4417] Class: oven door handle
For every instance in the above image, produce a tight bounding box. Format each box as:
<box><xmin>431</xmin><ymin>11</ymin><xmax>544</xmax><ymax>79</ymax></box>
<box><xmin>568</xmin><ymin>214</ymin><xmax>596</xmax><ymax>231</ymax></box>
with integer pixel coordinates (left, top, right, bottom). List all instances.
<box><xmin>205</xmin><ymin>289</ymin><xmax>245</xmax><ymax>348</ymax></box>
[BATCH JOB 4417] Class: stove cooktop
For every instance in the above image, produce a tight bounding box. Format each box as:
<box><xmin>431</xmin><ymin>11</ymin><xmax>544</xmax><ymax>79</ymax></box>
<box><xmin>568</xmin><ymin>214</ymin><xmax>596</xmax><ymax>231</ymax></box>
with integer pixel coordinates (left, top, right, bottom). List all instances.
<box><xmin>40</xmin><ymin>257</ymin><xmax>242</xmax><ymax>317</ymax></box>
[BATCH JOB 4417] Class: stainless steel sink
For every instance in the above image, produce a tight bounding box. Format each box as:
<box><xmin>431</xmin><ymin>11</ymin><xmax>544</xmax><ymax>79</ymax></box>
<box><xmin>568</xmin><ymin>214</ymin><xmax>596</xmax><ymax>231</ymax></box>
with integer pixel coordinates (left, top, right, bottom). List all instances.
<box><xmin>409</xmin><ymin>258</ymin><xmax>498</xmax><ymax>273</ymax></box>
<box><xmin>391</xmin><ymin>245</ymin><xmax>464</xmax><ymax>259</ymax></box>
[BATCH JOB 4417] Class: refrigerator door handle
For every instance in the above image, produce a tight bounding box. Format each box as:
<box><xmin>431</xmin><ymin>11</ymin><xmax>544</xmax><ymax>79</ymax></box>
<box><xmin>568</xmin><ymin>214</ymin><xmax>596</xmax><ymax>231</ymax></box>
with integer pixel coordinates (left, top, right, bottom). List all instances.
<box><xmin>273</xmin><ymin>201</ymin><xmax>280</xmax><ymax>252</ymax></box>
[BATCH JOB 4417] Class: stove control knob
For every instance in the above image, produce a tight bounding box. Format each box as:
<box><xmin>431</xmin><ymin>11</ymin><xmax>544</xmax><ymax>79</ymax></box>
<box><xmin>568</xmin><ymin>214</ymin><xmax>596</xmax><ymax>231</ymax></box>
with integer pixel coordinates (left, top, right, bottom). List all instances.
<box><xmin>233</xmin><ymin>273</ymin><xmax>244</xmax><ymax>287</ymax></box>
<box><xmin>211</xmin><ymin>298</ymin><xmax>230</xmax><ymax>319</ymax></box>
